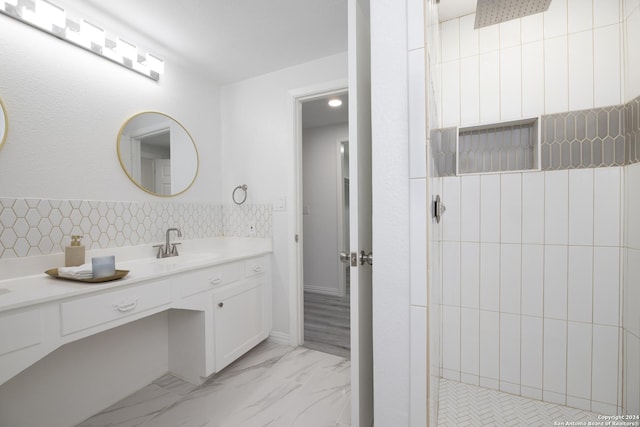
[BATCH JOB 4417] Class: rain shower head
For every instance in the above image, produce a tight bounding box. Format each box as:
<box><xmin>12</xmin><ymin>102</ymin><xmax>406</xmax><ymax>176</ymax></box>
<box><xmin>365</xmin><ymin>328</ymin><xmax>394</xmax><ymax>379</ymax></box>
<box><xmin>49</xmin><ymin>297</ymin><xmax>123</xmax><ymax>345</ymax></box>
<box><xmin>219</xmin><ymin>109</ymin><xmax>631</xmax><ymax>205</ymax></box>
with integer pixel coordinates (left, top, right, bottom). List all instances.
<box><xmin>474</xmin><ymin>0</ymin><xmax>552</xmax><ymax>29</ymax></box>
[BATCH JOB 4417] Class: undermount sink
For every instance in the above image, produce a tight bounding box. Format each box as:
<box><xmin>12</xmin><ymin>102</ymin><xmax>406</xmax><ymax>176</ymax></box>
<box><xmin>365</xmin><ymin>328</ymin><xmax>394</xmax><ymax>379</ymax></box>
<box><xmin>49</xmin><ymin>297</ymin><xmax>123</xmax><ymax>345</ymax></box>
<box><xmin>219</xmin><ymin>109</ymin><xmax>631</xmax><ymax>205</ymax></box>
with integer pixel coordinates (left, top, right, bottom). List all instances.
<box><xmin>0</xmin><ymin>289</ymin><xmax>10</xmax><ymax>296</ymax></box>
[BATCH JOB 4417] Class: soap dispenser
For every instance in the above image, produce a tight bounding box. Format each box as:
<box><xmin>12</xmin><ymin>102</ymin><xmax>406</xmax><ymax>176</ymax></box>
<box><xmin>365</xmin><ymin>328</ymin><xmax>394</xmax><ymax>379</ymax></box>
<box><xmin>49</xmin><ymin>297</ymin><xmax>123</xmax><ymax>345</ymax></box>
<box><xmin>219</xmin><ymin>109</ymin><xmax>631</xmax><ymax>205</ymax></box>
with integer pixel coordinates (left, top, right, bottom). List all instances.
<box><xmin>65</xmin><ymin>235</ymin><xmax>85</xmax><ymax>267</ymax></box>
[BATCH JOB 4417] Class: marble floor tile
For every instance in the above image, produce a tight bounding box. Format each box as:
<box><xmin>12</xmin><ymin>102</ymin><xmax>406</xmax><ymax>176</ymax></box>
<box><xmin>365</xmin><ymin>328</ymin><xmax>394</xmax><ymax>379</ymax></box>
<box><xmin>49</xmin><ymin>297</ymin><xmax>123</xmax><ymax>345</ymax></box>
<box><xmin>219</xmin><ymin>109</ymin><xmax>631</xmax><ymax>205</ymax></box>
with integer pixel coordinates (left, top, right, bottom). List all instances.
<box><xmin>76</xmin><ymin>384</ymin><xmax>182</xmax><ymax>427</ymax></box>
<box><xmin>78</xmin><ymin>340</ymin><xmax>351</xmax><ymax>427</ymax></box>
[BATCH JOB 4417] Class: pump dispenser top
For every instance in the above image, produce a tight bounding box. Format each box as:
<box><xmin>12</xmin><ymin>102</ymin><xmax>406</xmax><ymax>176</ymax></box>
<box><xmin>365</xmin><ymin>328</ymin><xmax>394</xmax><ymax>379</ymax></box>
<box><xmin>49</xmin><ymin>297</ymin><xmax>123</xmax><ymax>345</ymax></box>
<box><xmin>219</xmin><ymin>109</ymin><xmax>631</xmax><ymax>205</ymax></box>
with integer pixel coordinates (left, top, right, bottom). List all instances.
<box><xmin>65</xmin><ymin>235</ymin><xmax>85</xmax><ymax>267</ymax></box>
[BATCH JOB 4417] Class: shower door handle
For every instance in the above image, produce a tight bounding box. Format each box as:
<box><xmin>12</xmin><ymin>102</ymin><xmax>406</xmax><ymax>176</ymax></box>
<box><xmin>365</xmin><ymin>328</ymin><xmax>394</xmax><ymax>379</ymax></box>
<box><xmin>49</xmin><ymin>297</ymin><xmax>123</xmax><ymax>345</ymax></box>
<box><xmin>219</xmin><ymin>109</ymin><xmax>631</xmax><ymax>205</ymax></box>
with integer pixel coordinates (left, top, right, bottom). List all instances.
<box><xmin>339</xmin><ymin>251</ymin><xmax>358</xmax><ymax>267</ymax></box>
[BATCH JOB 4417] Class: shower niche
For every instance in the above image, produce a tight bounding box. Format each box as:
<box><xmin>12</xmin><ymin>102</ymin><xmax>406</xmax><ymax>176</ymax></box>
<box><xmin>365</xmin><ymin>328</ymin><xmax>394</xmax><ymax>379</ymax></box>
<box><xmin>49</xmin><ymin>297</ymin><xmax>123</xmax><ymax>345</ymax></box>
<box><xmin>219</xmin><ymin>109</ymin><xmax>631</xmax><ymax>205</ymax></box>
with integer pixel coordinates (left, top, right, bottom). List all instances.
<box><xmin>456</xmin><ymin>117</ymin><xmax>541</xmax><ymax>175</ymax></box>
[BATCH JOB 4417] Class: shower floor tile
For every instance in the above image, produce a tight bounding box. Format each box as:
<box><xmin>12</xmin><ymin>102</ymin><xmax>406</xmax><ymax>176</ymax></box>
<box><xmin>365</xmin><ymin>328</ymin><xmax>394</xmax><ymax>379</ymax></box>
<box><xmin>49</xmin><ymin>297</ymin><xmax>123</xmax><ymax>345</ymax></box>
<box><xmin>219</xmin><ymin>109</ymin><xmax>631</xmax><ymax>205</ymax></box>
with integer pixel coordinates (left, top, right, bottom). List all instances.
<box><xmin>438</xmin><ymin>379</ymin><xmax>604</xmax><ymax>426</ymax></box>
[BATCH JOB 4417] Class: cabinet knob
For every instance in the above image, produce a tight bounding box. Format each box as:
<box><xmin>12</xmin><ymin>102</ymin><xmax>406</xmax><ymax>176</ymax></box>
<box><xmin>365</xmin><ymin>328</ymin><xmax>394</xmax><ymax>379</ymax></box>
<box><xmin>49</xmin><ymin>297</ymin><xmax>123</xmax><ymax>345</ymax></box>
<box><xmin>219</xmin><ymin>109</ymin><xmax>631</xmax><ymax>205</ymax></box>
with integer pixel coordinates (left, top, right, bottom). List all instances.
<box><xmin>218</xmin><ymin>302</ymin><xmax>224</xmax><ymax>308</ymax></box>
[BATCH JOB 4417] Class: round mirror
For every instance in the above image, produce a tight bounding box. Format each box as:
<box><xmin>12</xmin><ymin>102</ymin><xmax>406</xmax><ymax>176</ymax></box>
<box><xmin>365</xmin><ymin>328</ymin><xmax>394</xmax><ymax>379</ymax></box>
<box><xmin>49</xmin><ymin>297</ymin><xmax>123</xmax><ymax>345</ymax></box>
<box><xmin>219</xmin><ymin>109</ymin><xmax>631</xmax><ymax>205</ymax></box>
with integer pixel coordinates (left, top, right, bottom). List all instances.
<box><xmin>0</xmin><ymin>97</ymin><xmax>8</xmax><ymax>150</ymax></box>
<box><xmin>117</xmin><ymin>112</ymin><xmax>199</xmax><ymax>196</ymax></box>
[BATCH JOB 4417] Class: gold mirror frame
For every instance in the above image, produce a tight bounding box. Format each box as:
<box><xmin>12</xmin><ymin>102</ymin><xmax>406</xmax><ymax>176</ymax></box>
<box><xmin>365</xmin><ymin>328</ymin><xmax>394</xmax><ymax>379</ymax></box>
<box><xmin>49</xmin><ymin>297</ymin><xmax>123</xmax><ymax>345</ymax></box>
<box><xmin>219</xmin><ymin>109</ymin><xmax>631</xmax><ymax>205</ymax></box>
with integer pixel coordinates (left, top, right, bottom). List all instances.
<box><xmin>117</xmin><ymin>112</ymin><xmax>199</xmax><ymax>197</ymax></box>
<box><xmin>0</xmin><ymin>97</ymin><xmax>8</xmax><ymax>151</ymax></box>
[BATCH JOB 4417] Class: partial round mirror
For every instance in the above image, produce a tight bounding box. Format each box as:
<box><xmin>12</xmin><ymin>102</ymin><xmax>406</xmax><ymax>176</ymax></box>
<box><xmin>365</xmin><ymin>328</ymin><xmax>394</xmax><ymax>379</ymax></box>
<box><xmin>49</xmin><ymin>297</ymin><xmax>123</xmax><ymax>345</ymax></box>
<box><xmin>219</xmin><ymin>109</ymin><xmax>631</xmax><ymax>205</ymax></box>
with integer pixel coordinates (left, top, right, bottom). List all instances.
<box><xmin>0</xmin><ymin>97</ymin><xmax>7</xmax><ymax>150</ymax></box>
<box><xmin>117</xmin><ymin>112</ymin><xmax>199</xmax><ymax>196</ymax></box>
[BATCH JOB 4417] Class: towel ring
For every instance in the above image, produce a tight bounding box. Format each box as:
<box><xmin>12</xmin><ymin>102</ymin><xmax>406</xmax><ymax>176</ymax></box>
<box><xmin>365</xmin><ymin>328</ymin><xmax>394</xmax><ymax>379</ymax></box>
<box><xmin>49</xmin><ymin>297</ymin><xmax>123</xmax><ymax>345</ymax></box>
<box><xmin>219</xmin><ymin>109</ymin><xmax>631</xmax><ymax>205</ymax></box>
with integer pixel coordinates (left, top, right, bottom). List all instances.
<box><xmin>232</xmin><ymin>184</ymin><xmax>248</xmax><ymax>205</ymax></box>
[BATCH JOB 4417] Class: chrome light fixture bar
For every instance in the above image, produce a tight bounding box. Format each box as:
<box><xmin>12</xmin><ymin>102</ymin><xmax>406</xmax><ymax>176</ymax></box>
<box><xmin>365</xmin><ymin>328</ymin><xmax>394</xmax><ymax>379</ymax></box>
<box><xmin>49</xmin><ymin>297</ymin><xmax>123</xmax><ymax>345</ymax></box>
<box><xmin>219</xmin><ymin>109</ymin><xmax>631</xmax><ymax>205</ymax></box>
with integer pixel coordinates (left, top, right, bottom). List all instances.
<box><xmin>0</xmin><ymin>0</ymin><xmax>164</xmax><ymax>81</ymax></box>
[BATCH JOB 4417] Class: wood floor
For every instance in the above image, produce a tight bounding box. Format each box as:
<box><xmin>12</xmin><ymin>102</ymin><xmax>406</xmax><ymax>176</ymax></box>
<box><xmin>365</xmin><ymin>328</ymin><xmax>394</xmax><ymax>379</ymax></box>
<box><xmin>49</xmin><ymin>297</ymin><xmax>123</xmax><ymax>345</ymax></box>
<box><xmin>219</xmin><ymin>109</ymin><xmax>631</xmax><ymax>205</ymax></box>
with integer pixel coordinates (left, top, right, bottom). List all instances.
<box><xmin>303</xmin><ymin>291</ymin><xmax>351</xmax><ymax>359</ymax></box>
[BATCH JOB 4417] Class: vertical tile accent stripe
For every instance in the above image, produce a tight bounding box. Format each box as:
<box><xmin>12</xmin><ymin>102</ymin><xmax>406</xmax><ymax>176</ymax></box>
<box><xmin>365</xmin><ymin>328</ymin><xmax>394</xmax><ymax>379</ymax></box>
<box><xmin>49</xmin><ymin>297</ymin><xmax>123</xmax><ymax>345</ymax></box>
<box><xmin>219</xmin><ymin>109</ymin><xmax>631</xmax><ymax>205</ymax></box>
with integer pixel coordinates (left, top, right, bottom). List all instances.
<box><xmin>0</xmin><ymin>199</ymin><xmax>272</xmax><ymax>259</ymax></box>
<box><xmin>429</xmin><ymin>95</ymin><xmax>640</xmax><ymax>177</ymax></box>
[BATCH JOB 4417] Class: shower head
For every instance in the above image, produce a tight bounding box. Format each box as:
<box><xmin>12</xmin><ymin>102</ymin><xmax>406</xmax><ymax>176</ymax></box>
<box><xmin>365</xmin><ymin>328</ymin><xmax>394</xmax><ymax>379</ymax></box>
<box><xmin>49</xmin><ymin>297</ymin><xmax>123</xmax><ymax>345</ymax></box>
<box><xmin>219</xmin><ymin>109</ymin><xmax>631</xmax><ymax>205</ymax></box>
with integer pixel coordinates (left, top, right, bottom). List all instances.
<box><xmin>473</xmin><ymin>0</ymin><xmax>552</xmax><ymax>29</ymax></box>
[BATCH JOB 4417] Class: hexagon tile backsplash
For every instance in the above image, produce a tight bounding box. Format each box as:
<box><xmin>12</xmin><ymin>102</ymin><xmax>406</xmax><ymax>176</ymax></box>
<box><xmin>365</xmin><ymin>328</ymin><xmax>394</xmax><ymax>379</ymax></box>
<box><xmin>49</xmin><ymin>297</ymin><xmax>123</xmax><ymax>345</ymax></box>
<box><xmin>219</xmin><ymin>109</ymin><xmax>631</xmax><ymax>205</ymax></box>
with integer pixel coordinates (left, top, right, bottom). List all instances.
<box><xmin>0</xmin><ymin>199</ymin><xmax>272</xmax><ymax>259</ymax></box>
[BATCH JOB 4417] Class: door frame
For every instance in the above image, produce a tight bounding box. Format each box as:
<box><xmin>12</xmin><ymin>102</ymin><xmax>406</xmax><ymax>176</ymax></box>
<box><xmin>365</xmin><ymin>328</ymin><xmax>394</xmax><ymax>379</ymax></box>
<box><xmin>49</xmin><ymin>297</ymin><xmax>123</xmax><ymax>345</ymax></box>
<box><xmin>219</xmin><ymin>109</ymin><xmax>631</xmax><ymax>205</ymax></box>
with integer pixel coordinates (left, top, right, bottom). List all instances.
<box><xmin>287</xmin><ymin>79</ymin><xmax>348</xmax><ymax>347</ymax></box>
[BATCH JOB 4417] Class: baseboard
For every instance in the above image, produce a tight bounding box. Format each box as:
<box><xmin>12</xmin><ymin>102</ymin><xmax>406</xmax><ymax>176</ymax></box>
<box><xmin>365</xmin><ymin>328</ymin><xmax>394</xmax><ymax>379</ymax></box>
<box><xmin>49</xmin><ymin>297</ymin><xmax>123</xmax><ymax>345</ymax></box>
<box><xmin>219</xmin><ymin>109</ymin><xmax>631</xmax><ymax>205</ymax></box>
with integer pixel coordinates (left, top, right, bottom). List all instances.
<box><xmin>304</xmin><ymin>285</ymin><xmax>341</xmax><ymax>296</ymax></box>
<box><xmin>268</xmin><ymin>331</ymin><xmax>291</xmax><ymax>346</ymax></box>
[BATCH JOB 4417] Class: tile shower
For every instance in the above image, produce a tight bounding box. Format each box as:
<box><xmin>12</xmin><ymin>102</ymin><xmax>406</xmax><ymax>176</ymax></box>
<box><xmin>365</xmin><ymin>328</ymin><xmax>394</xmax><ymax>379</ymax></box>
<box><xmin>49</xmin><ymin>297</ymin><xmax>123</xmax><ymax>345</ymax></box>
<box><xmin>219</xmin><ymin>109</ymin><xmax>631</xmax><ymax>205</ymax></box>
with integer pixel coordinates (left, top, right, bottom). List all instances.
<box><xmin>429</xmin><ymin>0</ymin><xmax>640</xmax><ymax>421</ymax></box>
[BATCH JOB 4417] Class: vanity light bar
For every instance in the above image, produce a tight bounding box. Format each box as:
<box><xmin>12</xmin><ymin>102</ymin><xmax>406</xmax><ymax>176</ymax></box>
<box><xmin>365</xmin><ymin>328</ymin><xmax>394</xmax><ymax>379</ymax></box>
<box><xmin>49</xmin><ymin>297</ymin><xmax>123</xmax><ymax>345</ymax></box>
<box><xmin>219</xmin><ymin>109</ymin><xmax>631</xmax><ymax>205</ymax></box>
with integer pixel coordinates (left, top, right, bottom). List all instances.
<box><xmin>0</xmin><ymin>0</ymin><xmax>164</xmax><ymax>81</ymax></box>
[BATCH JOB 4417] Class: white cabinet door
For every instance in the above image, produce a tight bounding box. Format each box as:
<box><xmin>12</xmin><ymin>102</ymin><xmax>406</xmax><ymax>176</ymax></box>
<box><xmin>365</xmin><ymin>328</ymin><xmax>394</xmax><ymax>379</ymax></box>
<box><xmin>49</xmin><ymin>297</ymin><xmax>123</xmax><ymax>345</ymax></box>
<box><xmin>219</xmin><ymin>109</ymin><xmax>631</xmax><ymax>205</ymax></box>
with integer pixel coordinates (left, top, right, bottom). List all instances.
<box><xmin>213</xmin><ymin>278</ymin><xmax>268</xmax><ymax>371</ymax></box>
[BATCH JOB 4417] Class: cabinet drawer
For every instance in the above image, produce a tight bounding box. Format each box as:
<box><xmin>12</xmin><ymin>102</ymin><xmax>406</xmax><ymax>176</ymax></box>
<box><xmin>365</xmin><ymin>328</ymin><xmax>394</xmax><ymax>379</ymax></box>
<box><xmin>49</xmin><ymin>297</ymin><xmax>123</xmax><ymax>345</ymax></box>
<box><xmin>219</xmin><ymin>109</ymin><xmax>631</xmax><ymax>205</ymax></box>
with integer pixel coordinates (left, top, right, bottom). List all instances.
<box><xmin>244</xmin><ymin>256</ymin><xmax>268</xmax><ymax>278</ymax></box>
<box><xmin>180</xmin><ymin>262</ymin><xmax>243</xmax><ymax>297</ymax></box>
<box><xmin>60</xmin><ymin>280</ymin><xmax>171</xmax><ymax>335</ymax></box>
<box><xmin>0</xmin><ymin>308</ymin><xmax>41</xmax><ymax>356</ymax></box>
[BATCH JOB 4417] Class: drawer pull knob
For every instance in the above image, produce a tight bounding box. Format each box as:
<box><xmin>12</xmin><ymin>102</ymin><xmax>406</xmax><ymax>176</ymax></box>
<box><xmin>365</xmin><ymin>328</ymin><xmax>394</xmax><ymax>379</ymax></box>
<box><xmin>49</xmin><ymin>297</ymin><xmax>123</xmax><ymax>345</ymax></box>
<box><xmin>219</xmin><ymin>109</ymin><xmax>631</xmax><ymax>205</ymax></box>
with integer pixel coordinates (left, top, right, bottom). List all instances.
<box><xmin>113</xmin><ymin>299</ymin><xmax>138</xmax><ymax>312</ymax></box>
<box><xmin>218</xmin><ymin>302</ymin><xmax>224</xmax><ymax>308</ymax></box>
<box><xmin>209</xmin><ymin>276</ymin><xmax>222</xmax><ymax>285</ymax></box>
<box><xmin>253</xmin><ymin>266</ymin><xmax>262</xmax><ymax>272</ymax></box>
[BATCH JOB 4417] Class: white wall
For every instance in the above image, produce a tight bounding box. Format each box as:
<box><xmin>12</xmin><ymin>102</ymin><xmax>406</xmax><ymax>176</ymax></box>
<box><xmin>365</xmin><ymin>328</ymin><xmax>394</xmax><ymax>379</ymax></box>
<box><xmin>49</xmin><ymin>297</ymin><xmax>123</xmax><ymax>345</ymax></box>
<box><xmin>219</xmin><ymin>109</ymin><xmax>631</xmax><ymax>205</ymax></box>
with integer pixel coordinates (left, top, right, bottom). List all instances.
<box><xmin>440</xmin><ymin>0</ymin><xmax>623</xmax><ymax>128</ymax></box>
<box><xmin>0</xmin><ymin>7</ymin><xmax>223</xmax><ymax>425</ymax></box>
<box><xmin>302</xmin><ymin>123</ymin><xmax>348</xmax><ymax>295</ymax></box>
<box><xmin>0</xmin><ymin>14</ymin><xmax>222</xmax><ymax>203</ymax></box>
<box><xmin>220</xmin><ymin>52</ymin><xmax>348</xmax><ymax>338</ymax></box>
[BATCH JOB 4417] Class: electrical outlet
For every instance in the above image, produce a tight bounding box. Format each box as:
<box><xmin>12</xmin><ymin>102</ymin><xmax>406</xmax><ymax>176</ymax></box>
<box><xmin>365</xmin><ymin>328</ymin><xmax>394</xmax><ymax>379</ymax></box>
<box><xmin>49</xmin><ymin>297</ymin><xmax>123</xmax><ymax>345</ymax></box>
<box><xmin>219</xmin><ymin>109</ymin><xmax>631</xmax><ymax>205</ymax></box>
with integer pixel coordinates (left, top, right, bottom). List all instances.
<box><xmin>247</xmin><ymin>221</ymin><xmax>257</xmax><ymax>236</ymax></box>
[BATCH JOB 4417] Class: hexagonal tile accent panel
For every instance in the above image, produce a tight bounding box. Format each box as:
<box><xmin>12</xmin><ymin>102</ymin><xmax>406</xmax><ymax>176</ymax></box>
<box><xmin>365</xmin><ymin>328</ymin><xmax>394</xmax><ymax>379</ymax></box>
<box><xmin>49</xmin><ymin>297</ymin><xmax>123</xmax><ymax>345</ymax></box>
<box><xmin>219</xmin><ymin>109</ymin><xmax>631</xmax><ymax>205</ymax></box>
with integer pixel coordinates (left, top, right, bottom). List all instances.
<box><xmin>626</xmin><ymin>95</ymin><xmax>640</xmax><ymax>165</ymax></box>
<box><xmin>429</xmin><ymin>127</ymin><xmax>457</xmax><ymax>177</ymax></box>
<box><xmin>541</xmin><ymin>104</ymin><xmax>626</xmax><ymax>170</ymax></box>
<box><xmin>0</xmin><ymin>199</ymin><xmax>271</xmax><ymax>259</ymax></box>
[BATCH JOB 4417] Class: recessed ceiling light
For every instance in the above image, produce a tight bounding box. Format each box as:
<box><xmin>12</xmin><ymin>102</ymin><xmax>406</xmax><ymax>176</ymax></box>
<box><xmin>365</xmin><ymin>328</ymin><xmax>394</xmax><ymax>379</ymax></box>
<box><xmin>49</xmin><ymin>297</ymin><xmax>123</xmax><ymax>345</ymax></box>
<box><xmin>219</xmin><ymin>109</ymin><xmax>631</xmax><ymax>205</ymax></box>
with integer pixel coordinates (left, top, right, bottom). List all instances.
<box><xmin>328</xmin><ymin>99</ymin><xmax>342</xmax><ymax>107</ymax></box>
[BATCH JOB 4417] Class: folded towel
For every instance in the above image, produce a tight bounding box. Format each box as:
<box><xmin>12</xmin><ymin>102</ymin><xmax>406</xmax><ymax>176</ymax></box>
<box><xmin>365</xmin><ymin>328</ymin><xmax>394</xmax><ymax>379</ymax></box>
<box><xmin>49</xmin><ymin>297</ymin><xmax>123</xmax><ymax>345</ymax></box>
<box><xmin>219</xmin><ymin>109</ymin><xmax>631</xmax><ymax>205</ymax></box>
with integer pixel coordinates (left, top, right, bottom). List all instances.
<box><xmin>58</xmin><ymin>263</ymin><xmax>93</xmax><ymax>279</ymax></box>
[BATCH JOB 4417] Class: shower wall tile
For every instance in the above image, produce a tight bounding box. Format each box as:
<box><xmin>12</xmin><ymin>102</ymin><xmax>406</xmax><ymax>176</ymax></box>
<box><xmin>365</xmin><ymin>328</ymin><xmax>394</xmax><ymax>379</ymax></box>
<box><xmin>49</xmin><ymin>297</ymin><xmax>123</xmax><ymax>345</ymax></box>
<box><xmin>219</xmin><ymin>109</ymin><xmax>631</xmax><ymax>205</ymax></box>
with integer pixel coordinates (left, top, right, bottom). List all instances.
<box><xmin>441</xmin><ymin>60</ymin><xmax>460</xmax><ymax>127</ymax></box>
<box><xmin>594</xmin><ymin>24</ymin><xmax>622</xmax><ymax>108</ymax></box>
<box><xmin>568</xmin><ymin>169</ymin><xmax>594</xmax><ymax>245</ymax></box>
<box><xmin>567</xmin><ymin>246</ymin><xmax>593</xmax><ymax>324</ymax></box>
<box><xmin>410</xmin><ymin>178</ymin><xmax>427</xmax><ymax>307</ymax></box>
<box><xmin>544</xmin><ymin>36</ymin><xmax>569</xmax><ymax>115</ymax></box>
<box><xmin>544</xmin><ymin>245</ymin><xmax>568</xmax><ymax>320</ymax></box>
<box><xmin>461</xmin><ymin>308</ymin><xmax>480</xmax><ymax>376</ymax></box>
<box><xmin>500</xmin><ymin>174</ymin><xmax>522</xmax><ymax>243</ymax></box>
<box><xmin>459</xmin><ymin>14</ymin><xmax>478</xmax><ymax>58</ymax></box>
<box><xmin>499</xmin><ymin>313</ymin><xmax>520</xmax><ymax>385</ymax></box>
<box><xmin>594</xmin><ymin>0</ymin><xmax>620</xmax><ymax>27</ymax></box>
<box><xmin>593</xmin><ymin>167</ymin><xmax>621</xmax><ymax>246</ymax></box>
<box><xmin>442</xmin><ymin>242</ymin><xmax>461</xmax><ymax>307</ymax></box>
<box><xmin>521</xmin><ymin>13</ymin><xmax>543</xmax><ymax>44</ymax></box>
<box><xmin>409</xmin><ymin>48</ymin><xmax>427</xmax><ymax>179</ymax></box>
<box><xmin>567</xmin><ymin>321</ymin><xmax>592</xmax><ymax>400</ymax></box>
<box><xmin>460</xmin><ymin>175</ymin><xmax>480</xmax><ymax>241</ymax></box>
<box><xmin>568</xmin><ymin>30</ymin><xmax>594</xmax><ymax>111</ymax></box>
<box><xmin>593</xmin><ymin>247</ymin><xmax>621</xmax><ymax>327</ymax></box>
<box><xmin>544</xmin><ymin>0</ymin><xmax>568</xmax><ymax>39</ymax></box>
<box><xmin>479</xmin><ymin>51</ymin><xmax>501</xmax><ymax>123</ymax></box>
<box><xmin>500</xmin><ymin>244</ymin><xmax>521</xmax><ymax>315</ymax></box>
<box><xmin>591</xmin><ymin>325</ymin><xmax>619</xmax><ymax>405</ymax></box>
<box><xmin>624</xmin><ymin>331</ymin><xmax>640</xmax><ymax>414</ymax></box>
<box><xmin>500</xmin><ymin>46</ymin><xmax>522</xmax><ymax>120</ymax></box>
<box><xmin>521</xmin><ymin>172</ymin><xmax>545</xmax><ymax>244</ymax></box>
<box><xmin>440</xmin><ymin>19</ymin><xmax>460</xmax><ymax>62</ymax></box>
<box><xmin>442</xmin><ymin>177</ymin><xmax>461</xmax><ymax>241</ymax></box>
<box><xmin>460</xmin><ymin>242</ymin><xmax>479</xmax><ymax>309</ymax></box>
<box><xmin>460</xmin><ymin>56</ymin><xmax>480</xmax><ymax>126</ymax></box>
<box><xmin>522</xmin><ymin>41</ymin><xmax>545</xmax><ymax>118</ymax></box>
<box><xmin>479</xmin><ymin>242</ymin><xmax>500</xmax><ymax>312</ymax></box>
<box><xmin>568</xmin><ymin>0</ymin><xmax>593</xmax><ymax>33</ymax></box>
<box><xmin>479</xmin><ymin>310</ymin><xmax>500</xmax><ymax>380</ymax></box>
<box><xmin>544</xmin><ymin>170</ymin><xmax>569</xmax><ymax>245</ymax></box>
<box><xmin>442</xmin><ymin>306</ymin><xmax>461</xmax><ymax>373</ymax></box>
<box><xmin>521</xmin><ymin>315</ymin><xmax>543</xmax><ymax>390</ymax></box>
<box><xmin>521</xmin><ymin>245</ymin><xmax>544</xmax><ymax>317</ymax></box>
<box><xmin>480</xmin><ymin>175</ymin><xmax>500</xmax><ymax>242</ymax></box>
<box><xmin>543</xmin><ymin>318</ymin><xmax>568</xmax><ymax>395</ymax></box>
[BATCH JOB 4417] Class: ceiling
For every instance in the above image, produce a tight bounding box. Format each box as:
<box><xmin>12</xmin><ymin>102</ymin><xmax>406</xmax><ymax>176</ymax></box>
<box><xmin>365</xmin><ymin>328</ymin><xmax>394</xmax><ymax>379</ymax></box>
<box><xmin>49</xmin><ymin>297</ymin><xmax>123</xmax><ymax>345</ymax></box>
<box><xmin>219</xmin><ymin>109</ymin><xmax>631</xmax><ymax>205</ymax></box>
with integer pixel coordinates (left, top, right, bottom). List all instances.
<box><xmin>302</xmin><ymin>93</ymin><xmax>349</xmax><ymax>130</ymax></box>
<box><xmin>63</xmin><ymin>0</ymin><xmax>348</xmax><ymax>84</ymax></box>
<box><xmin>438</xmin><ymin>0</ymin><xmax>478</xmax><ymax>22</ymax></box>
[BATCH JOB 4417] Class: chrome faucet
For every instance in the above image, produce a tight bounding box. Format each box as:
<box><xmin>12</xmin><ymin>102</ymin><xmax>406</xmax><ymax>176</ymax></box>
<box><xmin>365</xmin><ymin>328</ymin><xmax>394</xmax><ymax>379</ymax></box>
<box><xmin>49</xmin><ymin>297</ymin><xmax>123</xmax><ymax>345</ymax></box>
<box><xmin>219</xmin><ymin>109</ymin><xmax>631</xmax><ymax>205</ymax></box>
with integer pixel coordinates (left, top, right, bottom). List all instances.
<box><xmin>153</xmin><ymin>228</ymin><xmax>182</xmax><ymax>258</ymax></box>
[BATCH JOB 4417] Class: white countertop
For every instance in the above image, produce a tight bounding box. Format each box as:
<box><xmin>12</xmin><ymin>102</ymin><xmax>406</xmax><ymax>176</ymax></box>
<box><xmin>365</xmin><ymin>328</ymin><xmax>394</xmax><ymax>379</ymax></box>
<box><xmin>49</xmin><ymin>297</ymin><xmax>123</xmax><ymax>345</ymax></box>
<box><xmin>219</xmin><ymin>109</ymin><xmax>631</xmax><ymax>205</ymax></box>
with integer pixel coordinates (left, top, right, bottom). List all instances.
<box><xmin>0</xmin><ymin>237</ymin><xmax>271</xmax><ymax>313</ymax></box>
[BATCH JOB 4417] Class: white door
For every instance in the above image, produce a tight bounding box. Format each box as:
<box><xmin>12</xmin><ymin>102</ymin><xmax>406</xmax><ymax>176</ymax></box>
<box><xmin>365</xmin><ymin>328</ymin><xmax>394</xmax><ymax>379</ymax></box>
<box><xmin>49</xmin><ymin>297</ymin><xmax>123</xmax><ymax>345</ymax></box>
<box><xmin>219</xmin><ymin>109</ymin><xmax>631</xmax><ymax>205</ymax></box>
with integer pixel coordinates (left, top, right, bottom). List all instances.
<box><xmin>348</xmin><ymin>0</ymin><xmax>373</xmax><ymax>425</ymax></box>
<box><xmin>154</xmin><ymin>159</ymin><xmax>172</xmax><ymax>195</ymax></box>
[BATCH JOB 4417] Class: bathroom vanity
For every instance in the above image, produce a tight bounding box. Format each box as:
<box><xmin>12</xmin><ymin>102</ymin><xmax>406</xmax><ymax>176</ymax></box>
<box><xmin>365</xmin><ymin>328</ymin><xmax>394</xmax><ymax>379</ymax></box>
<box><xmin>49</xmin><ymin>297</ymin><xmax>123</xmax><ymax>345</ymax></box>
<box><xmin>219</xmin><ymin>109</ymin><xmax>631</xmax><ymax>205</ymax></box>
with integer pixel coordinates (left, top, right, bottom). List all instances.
<box><xmin>0</xmin><ymin>237</ymin><xmax>272</xmax><ymax>387</ymax></box>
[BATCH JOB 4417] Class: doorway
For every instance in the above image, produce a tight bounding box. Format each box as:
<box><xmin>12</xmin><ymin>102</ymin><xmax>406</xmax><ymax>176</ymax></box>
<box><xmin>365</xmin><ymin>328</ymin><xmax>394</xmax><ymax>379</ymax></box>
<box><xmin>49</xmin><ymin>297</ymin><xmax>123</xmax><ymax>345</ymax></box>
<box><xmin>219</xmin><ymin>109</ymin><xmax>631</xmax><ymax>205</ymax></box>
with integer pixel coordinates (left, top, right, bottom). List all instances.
<box><xmin>299</xmin><ymin>92</ymin><xmax>350</xmax><ymax>359</ymax></box>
